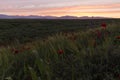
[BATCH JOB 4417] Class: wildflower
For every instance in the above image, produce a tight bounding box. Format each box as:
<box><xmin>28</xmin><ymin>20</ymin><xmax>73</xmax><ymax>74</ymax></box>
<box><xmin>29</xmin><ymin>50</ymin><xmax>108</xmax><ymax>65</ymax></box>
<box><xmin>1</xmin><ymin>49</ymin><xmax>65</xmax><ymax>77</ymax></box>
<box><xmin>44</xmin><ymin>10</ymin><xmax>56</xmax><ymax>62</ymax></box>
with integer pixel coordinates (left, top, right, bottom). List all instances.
<box><xmin>101</xmin><ymin>23</ymin><xmax>107</xmax><ymax>29</ymax></box>
<box><xmin>15</xmin><ymin>50</ymin><xmax>19</xmax><ymax>54</ymax></box>
<box><xmin>58</xmin><ymin>49</ymin><xmax>64</xmax><ymax>54</ymax></box>
<box><xmin>116</xmin><ymin>36</ymin><xmax>120</xmax><ymax>40</ymax></box>
<box><xmin>12</xmin><ymin>49</ymin><xmax>19</xmax><ymax>55</ymax></box>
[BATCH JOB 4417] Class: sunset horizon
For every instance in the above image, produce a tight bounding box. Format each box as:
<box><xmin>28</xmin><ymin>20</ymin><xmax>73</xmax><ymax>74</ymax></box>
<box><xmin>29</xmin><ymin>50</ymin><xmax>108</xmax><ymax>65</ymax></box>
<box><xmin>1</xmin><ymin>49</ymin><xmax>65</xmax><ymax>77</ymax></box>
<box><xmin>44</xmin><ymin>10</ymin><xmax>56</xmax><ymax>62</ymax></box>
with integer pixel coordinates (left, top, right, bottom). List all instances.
<box><xmin>0</xmin><ymin>0</ymin><xmax>120</xmax><ymax>18</ymax></box>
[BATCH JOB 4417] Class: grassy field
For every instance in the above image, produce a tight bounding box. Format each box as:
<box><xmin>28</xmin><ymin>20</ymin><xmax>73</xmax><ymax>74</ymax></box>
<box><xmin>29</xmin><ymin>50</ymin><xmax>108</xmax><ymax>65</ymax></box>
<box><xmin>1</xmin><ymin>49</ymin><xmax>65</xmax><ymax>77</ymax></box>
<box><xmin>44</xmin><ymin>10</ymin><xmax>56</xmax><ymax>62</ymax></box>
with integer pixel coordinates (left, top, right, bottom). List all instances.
<box><xmin>0</xmin><ymin>19</ymin><xmax>120</xmax><ymax>80</ymax></box>
<box><xmin>0</xmin><ymin>19</ymin><xmax>119</xmax><ymax>45</ymax></box>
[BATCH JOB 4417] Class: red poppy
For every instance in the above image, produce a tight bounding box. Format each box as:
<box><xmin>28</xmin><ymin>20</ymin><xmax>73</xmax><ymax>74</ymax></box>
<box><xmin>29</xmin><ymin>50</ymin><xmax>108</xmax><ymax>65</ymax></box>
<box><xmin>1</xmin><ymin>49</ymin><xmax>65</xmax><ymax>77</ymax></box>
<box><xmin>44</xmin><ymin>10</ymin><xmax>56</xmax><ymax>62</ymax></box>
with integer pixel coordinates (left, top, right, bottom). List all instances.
<box><xmin>101</xmin><ymin>23</ymin><xmax>107</xmax><ymax>29</ymax></box>
<box><xmin>58</xmin><ymin>49</ymin><xmax>64</xmax><ymax>54</ymax></box>
<box><xmin>12</xmin><ymin>49</ymin><xmax>19</xmax><ymax>55</ymax></box>
<box><xmin>14</xmin><ymin>50</ymin><xmax>19</xmax><ymax>54</ymax></box>
<box><xmin>116</xmin><ymin>36</ymin><xmax>120</xmax><ymax>39</ymax></box>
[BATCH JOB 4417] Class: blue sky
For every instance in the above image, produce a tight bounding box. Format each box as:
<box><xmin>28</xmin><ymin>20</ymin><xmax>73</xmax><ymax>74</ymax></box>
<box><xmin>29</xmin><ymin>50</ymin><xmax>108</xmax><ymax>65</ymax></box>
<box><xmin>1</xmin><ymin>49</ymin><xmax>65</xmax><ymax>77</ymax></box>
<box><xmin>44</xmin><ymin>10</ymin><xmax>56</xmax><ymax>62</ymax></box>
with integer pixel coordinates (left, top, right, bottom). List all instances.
<box><xmin>0</xmin><ymin>0</ymin><xmax>120</xmax><ymax>17</ymax></box>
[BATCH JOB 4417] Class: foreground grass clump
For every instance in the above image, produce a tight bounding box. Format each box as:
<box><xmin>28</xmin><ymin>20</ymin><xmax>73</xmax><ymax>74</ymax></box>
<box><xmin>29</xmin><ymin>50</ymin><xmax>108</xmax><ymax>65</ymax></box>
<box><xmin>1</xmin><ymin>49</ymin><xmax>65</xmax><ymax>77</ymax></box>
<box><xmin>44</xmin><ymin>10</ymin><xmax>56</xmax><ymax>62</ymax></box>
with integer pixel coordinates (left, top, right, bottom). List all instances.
<box><xmin>0</xmin><ymin>23</ymin><xmax>120</xmax><ymax>80</ymax></box>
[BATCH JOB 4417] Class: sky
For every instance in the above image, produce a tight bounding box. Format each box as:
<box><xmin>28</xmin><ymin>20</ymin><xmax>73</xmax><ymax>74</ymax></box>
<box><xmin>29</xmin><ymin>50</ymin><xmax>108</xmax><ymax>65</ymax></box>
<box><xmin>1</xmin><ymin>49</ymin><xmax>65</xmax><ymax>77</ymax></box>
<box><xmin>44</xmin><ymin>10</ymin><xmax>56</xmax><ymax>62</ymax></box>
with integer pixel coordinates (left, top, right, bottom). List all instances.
<box><xmin>0</xmin><ymin>0</ymin><xmax>120</xmax><ymax>18</ymax></box>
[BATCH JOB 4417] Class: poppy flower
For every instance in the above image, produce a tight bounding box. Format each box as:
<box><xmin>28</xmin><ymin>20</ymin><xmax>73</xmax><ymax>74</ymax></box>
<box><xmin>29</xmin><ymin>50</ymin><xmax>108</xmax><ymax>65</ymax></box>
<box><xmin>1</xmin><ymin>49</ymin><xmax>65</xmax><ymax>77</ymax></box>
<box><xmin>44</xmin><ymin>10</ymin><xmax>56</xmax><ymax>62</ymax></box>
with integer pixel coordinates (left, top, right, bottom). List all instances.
<box><xmin>116</xmin><ymin>36</ymin><xmax>120</xmax><ymax>39</ymax></box>
<box><xmin>101</xmin><ymin>23</ymin><xmax>107</xmax><ymax>29</ymax></box>
<box><xmin>15</xmin><ymin>49</ymin><xmax>19</xmax><ymax>54</ymax></box>
<box><xmin>12</xmin><ymin>49</ymin><xmax>19</xmax><ymax>55</ymax></box>
<box><xmin>58</xmin><ymin>49</ymin><xmax>64</xmax><ymax>54</ymax></box>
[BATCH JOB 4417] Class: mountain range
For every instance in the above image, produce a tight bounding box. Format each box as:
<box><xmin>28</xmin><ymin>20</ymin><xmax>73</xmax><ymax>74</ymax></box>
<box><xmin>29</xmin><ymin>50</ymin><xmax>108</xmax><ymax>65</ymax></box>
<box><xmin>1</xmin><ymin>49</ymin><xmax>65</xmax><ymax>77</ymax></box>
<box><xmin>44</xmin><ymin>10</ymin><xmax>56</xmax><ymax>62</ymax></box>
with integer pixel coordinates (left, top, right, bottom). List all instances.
<box><xmin>0</xmin><ymin>14</ymin><xmax>110</xmax><ymax>19</ymax></box>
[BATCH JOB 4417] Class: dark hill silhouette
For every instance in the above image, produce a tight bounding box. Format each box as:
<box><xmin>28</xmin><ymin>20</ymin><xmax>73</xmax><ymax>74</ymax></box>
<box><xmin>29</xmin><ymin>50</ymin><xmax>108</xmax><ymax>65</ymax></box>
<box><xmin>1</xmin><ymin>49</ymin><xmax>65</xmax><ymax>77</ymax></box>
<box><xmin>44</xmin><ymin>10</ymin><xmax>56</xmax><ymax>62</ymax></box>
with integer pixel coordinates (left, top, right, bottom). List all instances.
<box><xmin>0</xmin><ymin>14</ymin><xmax>110</xmax><ymax>19</ymax></box>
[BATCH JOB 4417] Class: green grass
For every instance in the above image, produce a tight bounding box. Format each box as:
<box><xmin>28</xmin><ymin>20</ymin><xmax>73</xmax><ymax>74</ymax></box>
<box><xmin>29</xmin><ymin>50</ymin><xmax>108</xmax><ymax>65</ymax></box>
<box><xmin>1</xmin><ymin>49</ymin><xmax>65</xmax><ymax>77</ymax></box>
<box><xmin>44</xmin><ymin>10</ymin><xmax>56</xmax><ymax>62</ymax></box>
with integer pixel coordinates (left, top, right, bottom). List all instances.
<box><xmin>0</xmin><ymin>20</ymin><xmax>120</xmax><ymax>80</ymax></box>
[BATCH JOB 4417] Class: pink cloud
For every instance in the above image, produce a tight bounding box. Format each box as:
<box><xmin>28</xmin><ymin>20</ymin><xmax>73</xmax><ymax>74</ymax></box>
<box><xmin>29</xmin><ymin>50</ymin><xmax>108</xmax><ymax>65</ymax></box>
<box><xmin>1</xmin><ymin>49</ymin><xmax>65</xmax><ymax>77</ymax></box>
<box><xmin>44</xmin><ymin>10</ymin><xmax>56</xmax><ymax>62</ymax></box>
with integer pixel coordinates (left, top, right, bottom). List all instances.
<box><xmin>1</xmin><ymin>3</ymin><xmax>120</xmax><ymax>18</ymax></box>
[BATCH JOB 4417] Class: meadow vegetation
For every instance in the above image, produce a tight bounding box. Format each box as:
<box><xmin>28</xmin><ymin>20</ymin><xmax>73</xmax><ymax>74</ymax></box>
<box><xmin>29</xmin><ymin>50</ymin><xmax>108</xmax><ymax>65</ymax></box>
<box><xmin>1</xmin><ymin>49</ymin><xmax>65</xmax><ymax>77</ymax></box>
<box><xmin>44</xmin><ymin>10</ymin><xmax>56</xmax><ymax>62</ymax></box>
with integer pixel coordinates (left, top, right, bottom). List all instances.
<box><xmin>0</xmin><ymin>19</ymin><xmax>119</xmax><ymax>44</ymax></box>
<box><xmin>0</xmin><ymin>19</ymin><xmax>120</xmax><ymax>80</ymax></box>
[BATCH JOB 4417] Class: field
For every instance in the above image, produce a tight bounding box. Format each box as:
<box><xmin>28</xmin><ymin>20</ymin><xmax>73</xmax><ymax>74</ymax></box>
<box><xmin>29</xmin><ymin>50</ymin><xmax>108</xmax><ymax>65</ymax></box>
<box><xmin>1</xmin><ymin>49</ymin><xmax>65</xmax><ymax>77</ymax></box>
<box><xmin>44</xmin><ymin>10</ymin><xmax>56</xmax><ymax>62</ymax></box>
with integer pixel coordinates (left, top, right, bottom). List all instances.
<box><xmin>0</xmin><ymin>19</ymin><xmax>119</xmax><ymax>45</ymax></box>
<box><xmin>0</xmin><ymin>19</ymin><xmax>120</xmax><ymax>80</ymax></box>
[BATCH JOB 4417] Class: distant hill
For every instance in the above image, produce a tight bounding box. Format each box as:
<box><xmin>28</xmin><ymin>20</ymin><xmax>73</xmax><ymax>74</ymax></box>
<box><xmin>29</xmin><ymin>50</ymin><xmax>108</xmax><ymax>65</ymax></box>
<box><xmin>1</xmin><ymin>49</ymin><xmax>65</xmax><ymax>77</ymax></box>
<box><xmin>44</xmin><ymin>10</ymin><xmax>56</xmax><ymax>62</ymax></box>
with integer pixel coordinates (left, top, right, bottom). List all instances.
<box><xmin>0</xmin><ymin>14</ymin><xmax>110</xmax><ymax>19</ymax></box>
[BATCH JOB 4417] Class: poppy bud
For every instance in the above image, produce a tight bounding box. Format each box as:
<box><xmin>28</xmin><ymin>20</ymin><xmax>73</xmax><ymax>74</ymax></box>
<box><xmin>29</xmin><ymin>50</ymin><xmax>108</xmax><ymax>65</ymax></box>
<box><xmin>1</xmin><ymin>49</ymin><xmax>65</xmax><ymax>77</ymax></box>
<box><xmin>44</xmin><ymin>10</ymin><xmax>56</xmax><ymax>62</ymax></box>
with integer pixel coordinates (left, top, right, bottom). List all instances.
<box><xmin>116</xmin><ymin>36</ymin><xmax>120</xmax><ymax>39</ymax></box>
<box><xmin>58</xmin><ymin>49</ymin><xmax>64</xmax><ymax>54</ymax></box>
<box><xmin>101</xmin><ymin>23</ymin><xmax>107</xmax><ymax>29</ymax></box>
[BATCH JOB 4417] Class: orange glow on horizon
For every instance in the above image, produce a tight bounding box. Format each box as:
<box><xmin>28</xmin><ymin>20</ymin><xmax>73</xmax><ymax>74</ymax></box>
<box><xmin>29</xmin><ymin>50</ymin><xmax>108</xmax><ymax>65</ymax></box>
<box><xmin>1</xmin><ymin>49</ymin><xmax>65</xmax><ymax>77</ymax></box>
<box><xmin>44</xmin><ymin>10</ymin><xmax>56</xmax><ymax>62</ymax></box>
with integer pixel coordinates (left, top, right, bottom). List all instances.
<box><xmin>1</xmin><ymin>3</ymin><xmax>120</xmax><ymax>18</ymax></box>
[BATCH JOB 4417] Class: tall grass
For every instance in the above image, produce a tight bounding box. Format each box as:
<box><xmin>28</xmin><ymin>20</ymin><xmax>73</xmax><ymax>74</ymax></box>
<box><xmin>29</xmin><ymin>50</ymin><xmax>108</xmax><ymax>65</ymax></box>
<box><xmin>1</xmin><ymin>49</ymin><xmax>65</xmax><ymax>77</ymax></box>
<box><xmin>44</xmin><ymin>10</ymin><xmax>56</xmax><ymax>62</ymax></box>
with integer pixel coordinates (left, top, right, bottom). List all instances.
<box><xmin>0</xmin><ymin>23</ymin><xmax>120</xmax><ymax>80</ymax></box>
